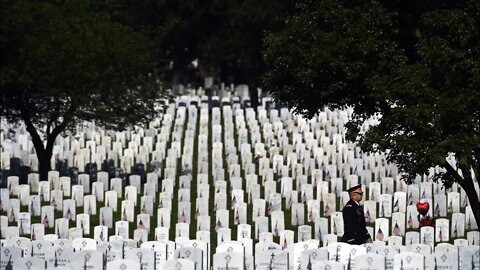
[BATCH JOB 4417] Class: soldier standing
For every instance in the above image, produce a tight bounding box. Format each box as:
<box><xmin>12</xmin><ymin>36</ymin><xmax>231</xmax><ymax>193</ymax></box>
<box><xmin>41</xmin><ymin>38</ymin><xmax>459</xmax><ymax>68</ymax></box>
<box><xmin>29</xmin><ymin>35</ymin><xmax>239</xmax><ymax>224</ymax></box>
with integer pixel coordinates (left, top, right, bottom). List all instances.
<box><xmin>341</xmin><ymin>184</ymin><xmax>372</xmax><ymax>244</ymax></box>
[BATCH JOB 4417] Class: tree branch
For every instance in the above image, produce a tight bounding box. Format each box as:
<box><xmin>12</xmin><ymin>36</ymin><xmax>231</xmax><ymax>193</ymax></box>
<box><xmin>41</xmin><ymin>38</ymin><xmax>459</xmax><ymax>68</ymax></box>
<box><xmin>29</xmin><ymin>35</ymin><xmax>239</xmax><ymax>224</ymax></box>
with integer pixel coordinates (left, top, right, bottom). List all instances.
<box><xmin>17</xmin><ymin>96</ymin><xmax>45</xmax><ymax>156</ymax></box>
<box><xmin>46</xmin><ymin>103</ymin><xmax>77</xmax><ymax>153</ymax></box>
<box><xmin>46</xmin><ymin>118</ymin><xmax>52</xmax><ymax>137</ymax></box>
<box><xmin>457</xmin><ymin>153</ymin><xmax>473</xmax><ymax>184</ymax></box>
<box><xmin>442</xmin><ymin>156</ymin><xmax>465</xmax><ymax>185</ymax></box>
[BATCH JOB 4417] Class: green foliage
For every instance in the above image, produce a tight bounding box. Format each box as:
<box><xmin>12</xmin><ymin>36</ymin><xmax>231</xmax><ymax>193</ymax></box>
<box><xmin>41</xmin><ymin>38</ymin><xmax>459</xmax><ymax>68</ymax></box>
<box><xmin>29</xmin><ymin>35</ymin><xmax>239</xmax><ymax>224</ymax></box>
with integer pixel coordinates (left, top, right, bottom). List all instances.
<box><xmin>264</xmin><ymin>0</ymin><xmax>480</xmax><ymax>224</ymax></box>
<box><xmin>0</xmin><ymin>0</ymin><xmax>165</xmax><ymax>180</ymax></box>
<box><xmin>1</xmin><ymin>0</ymin><xmax>163</xmax><ymax>131</ymax></box>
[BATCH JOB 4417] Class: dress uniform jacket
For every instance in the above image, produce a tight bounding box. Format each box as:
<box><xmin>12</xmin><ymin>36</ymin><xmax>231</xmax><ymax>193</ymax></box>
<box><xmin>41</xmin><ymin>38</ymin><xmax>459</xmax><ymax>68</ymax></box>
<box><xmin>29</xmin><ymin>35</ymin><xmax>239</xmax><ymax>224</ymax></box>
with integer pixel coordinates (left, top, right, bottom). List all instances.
<box><xmin>341</xmin><ymin>199</ymin><xmax>371</xmax><ymax>244</ymax></box>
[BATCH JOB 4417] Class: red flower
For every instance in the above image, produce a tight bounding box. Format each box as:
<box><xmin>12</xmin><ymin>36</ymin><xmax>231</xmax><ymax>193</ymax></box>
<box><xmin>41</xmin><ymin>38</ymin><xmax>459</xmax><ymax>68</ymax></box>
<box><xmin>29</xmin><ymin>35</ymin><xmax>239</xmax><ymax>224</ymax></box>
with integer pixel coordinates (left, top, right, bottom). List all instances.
<box><xmin>419</xmin><ymin>217</ymin><xmax>433</xmax><ymax>227</ymax></box>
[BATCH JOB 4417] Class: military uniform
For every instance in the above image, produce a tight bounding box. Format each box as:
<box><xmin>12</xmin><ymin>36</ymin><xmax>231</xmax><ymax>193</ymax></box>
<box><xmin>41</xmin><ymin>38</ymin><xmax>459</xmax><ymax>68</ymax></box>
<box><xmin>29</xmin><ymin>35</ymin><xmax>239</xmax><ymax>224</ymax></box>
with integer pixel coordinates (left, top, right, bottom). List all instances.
<box><xmin>341</xmin><ymin>199</ymin><xmax>371</xmax><ymax>244</ymax></box>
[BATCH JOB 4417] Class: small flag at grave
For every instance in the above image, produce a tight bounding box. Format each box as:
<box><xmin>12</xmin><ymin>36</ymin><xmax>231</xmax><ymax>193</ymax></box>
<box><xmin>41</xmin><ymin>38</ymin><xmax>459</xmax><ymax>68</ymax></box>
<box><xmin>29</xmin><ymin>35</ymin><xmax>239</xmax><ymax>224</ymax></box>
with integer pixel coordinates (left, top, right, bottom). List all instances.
<box><xmin>81</xmin><ymin>220</ymin><xmax>85</xmax><ymax>236</ymax></box>
<box><xmin>99</xmin><ymin>229</ymin><xmax>105</xmax><ymax>241</ymax></box>
<box><xmin>65</xmin><ymin>207</ymin><xmax>73</xmax><ymax>220</ymax></box>
<box><xmin>393</xmin><ymin>199</ymin><xmax>399</xmax><ymax>212</ymax></box>
<box><xmin>138</xmin><ymin>220</ymin><xmax>145</xmax><ymax>230</ymax></box>
<box><xmin>122</xmin><ymin>209</ymin><xmax>128</xmax><ymax>221</ymax></box>
<box><xmin>43</xmin><ymin>214</ymin><xmax>49</xmax><ymax>227</ymax></box>
<box><xmin>179</xmin><ymin>210</ymin><xmax>186</xmax><ymax>223</ymax></box>
<box><xmin>159</xmin><ymin>216</ymin><xmax>164</xmax><ymax>227</ymax></box>
<box><xmin>324</xmin><ymin>204</ymin><xmax>331</xmax><ymax>216</ymax></box>
<box><xmin>376</xmin><ymin>228</ymin><xmax>384</xmax><ymax>241</ymax></box>
<box><xmin>9</xmin><ymin>208</ymin><xmax>15</xmax><ymax>222</ymax></box>
<box><xmin>407</xmin><ymin>214</ymin><xmax>413</xmax><ymax>228</ymax></box>
<box><xmin>215</xmin><ymin>220</ymin><xmax>223</xmax><ymax>230</ymax></box>
<box><xmin>393</xmin><ymin>222</ymin><xmax>401</xmax><ymax>236</ymax></box>
<box><xmin>235</xmin><ymin>210</ymin><xmax>240</xmax><ymax>224</ymax></box>
<box><xmin>365</xmin><ymin>209</ymin><xmax>371</xmax><ymax>223</ymax></box>
<box><xmin>52</xmin><ymin>197</ymin><xmax>58</xmax><ymax>210</ymax></box>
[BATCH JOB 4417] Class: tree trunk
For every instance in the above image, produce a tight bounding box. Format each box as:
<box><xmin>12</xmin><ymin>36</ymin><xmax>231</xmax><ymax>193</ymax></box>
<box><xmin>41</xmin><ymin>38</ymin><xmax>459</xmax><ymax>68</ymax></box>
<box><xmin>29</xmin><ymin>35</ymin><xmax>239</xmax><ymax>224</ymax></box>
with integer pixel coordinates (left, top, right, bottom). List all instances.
<box><xmin>458</xmin><ymin>179</ymin><xmax>480</xmax><ymax>229</ymax></box>
<box><xmin>444</xmin><ymin>158</ymin><xmax>480</xmax><ymax>229</ymax></box>
<box><xmin>19</xmin><ymin>102</ymin><xmax>75</xmax><ymax>181</ymax></box>
<box><xmin>37</xmin><ymin>149</ymin><xmax>52</xmax><ymax>182</ymax></box>
<box><xmin>23</xmin><ymin>119</ymin><xmax>52</xmax><ymax>181</ymax></box>
<box><xmin>456</xmin><ymin>163</ymin><xmax>480</xmax><ymax>230</ymax></box>
<box><xmin>466</xmin><ymin>188</ymin><xmax>480</xmax><ymax>230</ymax></box>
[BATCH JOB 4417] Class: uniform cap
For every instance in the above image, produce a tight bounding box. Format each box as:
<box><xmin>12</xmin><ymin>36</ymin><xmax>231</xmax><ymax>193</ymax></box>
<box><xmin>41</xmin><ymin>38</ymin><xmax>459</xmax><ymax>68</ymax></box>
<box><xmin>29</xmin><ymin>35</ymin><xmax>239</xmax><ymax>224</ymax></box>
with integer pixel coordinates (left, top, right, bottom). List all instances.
<box><xmin>347</xmin><ymin>184</ymin><xmax>362</xmax><ymax>193</ymax></box>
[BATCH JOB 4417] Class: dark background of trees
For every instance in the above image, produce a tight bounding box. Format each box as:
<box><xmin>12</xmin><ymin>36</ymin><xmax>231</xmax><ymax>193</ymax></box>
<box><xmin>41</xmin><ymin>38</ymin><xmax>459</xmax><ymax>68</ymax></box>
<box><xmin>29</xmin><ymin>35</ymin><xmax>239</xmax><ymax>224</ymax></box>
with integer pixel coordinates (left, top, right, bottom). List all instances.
<box><xmin>94</xmin><ymin>0</ymin><xmax>296</xmax><ymax>88</ymax></box>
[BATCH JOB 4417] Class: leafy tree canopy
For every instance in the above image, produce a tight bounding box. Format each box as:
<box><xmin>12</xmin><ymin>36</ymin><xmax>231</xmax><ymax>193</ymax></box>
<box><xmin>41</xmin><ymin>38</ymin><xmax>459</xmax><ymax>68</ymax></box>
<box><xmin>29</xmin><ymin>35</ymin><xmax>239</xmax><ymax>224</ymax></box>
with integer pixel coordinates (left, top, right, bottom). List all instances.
<box><xmin>1</xmin><ymin>0</ymin><xmax>165</xmax><ymax>180</ymax></box>
<box><xmin>264</xmin><ymin>0</ymin><xmax>480</xmax><ymax>225</ymax></box>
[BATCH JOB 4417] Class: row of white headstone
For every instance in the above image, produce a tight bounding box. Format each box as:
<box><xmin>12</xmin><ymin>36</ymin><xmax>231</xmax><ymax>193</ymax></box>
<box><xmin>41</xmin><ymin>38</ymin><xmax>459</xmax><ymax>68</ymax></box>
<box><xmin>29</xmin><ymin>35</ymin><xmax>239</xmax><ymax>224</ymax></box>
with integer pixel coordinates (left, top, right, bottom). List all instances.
<box><xmin>1</xmin><ymin>174</ymin><xmax>479</xmax><ymax>248</ymax></box>
<box><xmin>1</xmin><ymin>237</ymin><xmax>479</xmax><ymax>270</ymax></box>
<box><xmin>1</xmin><ymin>172</ymin><xmax>478</xmax><ymax>248</ymax></box>
<box><xmin>1</xmin><ymin>92</ymin><xmax>479</xmax><ymax>270</ymax></box>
